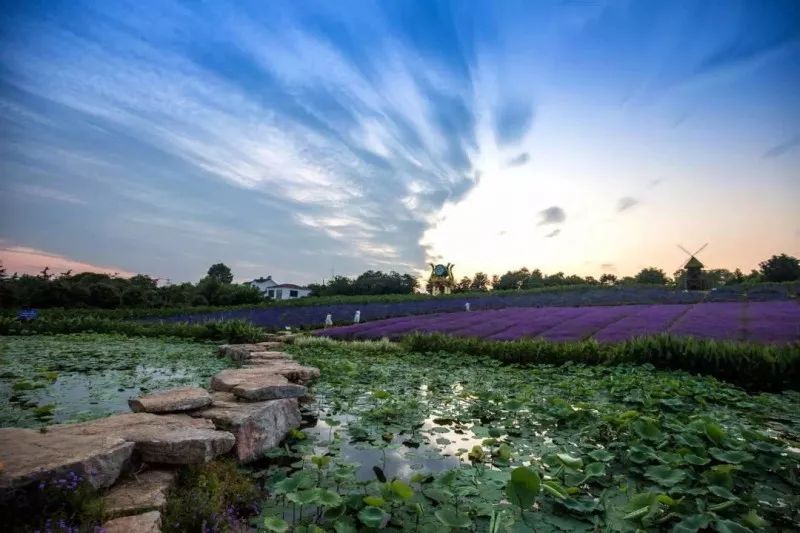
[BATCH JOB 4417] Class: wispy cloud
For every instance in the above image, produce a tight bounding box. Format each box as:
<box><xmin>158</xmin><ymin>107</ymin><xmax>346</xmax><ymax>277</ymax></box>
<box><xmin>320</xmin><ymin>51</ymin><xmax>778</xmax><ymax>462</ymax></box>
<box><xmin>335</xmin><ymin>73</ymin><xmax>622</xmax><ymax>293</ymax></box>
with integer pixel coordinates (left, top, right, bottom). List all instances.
<box><xmin>13</xmin><ymin>184</ymin><xmax>86</xmax><ymax>205</ymax></box>
<box><xmin>544</xmin><ymin>229</ymin><xmax>560</xmax><ymax>238</ymax></box>
<box><xmin>507</xmin><ymin>152</ymin><xmax>530</xmax><ymax>167</ymax></box>
<box><xmin>617</xmin><ymin>196</ymin><xmax>639</xmax><ymax>212</ymax></box>
<box><xmin>538</xmin><ymin>206</ymin><xmax>566</xmax><ymax>225</ymax></box>
<box><xmin>763</xmin><ymin>134</ymin><xmax>800</xmax><ymax>158</ymax></box>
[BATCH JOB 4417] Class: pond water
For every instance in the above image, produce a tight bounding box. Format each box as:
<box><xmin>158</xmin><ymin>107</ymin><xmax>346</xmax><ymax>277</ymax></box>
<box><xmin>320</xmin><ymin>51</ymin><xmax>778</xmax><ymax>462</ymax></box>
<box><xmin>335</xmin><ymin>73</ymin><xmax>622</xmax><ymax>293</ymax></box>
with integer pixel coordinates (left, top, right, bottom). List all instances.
<box><xmin>244</xmin><ymin>337</ymin><xmax>800</xmax><ymax>532</ymax></box>
<box><xmin>0</xmin><ymin>334</ymin><xmax>229</xmax><ymax>427</ymax></box>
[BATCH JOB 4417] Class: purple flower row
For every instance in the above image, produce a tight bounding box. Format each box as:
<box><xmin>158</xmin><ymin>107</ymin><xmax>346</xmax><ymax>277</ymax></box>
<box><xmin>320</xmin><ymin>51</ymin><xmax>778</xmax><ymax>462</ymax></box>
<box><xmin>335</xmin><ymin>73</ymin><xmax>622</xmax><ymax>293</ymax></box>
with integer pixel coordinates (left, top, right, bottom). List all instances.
<box><xmin>160</xmin><ymin>286</ymin><xmax>713</xmax><ymax>330</ymax></box>
<box><xmin>319</xmin><ymin>301</ymin><xmax>800</xmax><ymax>344</ymax></box>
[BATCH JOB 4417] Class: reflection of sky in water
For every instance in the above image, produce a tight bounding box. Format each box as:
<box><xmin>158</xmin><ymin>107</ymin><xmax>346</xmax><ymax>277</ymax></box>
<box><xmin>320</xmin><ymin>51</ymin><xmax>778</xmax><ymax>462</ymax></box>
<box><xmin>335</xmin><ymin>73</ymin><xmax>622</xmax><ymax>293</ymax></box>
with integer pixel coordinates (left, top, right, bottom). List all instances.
<box><xmin>2</xmin><ymin>365</ymin><xmax>204</xmax><ymax>426</ymax></box>
<box><xmin>302</xmin><ymin>383</ymin><xmax>492</xmax><ymax>482</ymax></box>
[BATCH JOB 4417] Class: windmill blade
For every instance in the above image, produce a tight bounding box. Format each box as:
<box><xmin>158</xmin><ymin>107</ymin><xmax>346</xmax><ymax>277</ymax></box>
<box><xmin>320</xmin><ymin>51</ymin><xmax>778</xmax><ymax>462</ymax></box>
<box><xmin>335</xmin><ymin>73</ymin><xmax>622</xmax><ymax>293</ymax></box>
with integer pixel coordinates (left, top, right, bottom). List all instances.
<box><xmin>693</xmin><ymin>243</ymin><xmax>709</xmax><ymax>256</ymax></box>
<box><xmin>677</xmin><ymin>244</ymin><xmax>692</xmax><ymax>256</ymax></box>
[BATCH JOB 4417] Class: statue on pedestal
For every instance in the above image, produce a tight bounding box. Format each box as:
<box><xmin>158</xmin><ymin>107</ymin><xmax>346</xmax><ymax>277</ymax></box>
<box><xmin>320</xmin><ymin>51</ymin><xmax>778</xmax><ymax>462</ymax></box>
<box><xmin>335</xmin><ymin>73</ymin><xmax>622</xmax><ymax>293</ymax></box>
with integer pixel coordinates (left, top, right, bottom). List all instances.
<box><xmin>428</xmin><ymin>263</ymin><xmax>455</xmax><ymax>295</ymax></box>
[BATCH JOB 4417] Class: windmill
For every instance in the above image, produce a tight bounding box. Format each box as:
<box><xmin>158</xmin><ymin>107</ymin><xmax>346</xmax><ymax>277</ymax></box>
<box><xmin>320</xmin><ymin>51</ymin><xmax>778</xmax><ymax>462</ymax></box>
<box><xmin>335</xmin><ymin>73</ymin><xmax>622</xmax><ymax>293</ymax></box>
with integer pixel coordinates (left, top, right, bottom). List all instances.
<box><xmin>677</xmin><ymin>243</ymin><xmax>708</xmax><ymax>290</ymax></box>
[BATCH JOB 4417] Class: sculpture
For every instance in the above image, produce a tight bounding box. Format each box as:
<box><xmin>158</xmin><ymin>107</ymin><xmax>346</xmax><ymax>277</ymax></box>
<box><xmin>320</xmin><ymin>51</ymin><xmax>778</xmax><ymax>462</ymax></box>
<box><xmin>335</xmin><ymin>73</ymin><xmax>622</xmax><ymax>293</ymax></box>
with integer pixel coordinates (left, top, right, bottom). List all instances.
<box><xmin>428</xmin><ymin>263</ymin><xmax>456</xmax><ymax>295</ymax></box>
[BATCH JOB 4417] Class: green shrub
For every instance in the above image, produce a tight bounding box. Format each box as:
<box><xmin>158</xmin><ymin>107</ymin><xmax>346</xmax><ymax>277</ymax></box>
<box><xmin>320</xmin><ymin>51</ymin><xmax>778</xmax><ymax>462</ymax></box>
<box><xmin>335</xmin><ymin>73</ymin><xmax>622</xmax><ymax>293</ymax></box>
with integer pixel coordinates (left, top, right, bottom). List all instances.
<box><xmin>402</xmin><ymin>333</ymin><xmax>800</xmax><ymax>391</ymax></box>
<box><xmin>0</xmin><ymin>316</ymin><xmax>264</xmax><ymax>343</ymax></box>
<box><xmin>162</xmin><ymin>459</ymin><xmax>260</xmax><ymax>532</ymax></box>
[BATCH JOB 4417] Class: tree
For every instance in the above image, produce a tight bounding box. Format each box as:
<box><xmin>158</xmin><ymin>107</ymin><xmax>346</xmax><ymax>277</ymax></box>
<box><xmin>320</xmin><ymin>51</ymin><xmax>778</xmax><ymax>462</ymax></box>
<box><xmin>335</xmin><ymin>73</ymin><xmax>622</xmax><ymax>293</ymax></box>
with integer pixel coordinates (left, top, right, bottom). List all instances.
<box><xmin>207</xmin><ymin>263</ymin><xmax>233</xmax><ymax>284</ymax></box>
<box><xmin>521</xmin><ymin>269</ymin><xmax>544</xmax><ymax>289</ymax></box>
<box><xmin>456</xmin><ymin>276</ymin><xmax>472</xmax><ymax>292</ymax></box>
<box><xmin>634</xmin><ymin>267</ymin><xmax>669</xmax><ymax>285</ymax></box>
<box><xmin>470</xmin><ymin>272</ymin><xmax>490</xmax><ymax>291</ymax></box>
<box><xmin>759</xmin><ymin>254</ymin><xmax>800</xmax><ymax>282</ymax></box>
<box><xmin>495</xmin><ymin>268</ymin><xmax>530</xmax><ymax>290</ymax></box>
<box><xmin>599</xmin><ymin>273</ymin><xmax>617</xmax><ymax>286</ymax></box>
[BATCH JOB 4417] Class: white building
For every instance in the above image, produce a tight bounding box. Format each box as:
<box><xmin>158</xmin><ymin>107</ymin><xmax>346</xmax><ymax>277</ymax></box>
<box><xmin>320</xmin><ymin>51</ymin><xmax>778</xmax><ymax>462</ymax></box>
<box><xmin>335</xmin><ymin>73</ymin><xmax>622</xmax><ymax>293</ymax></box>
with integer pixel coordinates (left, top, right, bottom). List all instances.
<box><xmin>248</xmin><ymin>276</ymin><xmax>312</xmax><ymax>300</ymax></box>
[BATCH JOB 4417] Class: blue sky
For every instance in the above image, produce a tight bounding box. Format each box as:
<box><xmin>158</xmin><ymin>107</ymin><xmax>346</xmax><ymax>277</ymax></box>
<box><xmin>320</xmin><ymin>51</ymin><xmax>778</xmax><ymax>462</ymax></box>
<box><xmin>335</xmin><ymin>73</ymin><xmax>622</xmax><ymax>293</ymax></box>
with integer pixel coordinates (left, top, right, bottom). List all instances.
<box><xmin>1</xmin><ymin>0</ymin><xmax>798</xmax><ymax>283</ymax></box>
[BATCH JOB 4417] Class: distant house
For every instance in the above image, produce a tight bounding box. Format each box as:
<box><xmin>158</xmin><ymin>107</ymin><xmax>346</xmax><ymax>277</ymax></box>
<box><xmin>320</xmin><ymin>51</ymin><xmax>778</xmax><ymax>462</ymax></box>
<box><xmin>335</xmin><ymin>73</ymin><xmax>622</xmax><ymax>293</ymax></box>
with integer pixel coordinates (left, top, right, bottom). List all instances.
<box><xmin>248</xmin><ymin>276</ymin><xmax>311</xmax><ymax>300</ymax></box>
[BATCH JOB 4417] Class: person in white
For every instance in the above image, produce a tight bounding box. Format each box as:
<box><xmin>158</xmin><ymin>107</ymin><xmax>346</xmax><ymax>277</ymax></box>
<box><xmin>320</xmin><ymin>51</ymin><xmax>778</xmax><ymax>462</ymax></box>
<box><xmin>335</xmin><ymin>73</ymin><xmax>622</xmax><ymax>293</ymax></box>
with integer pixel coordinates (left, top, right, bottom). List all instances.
<box><xmin>324</xmin><ymin>314</ymin><xmax>333</xmax><ymax>328</ymax></box>
<box><xmin>353</xmin><ymin>310</ymin><xmax>361</xmax><ymax>323</ymax></box>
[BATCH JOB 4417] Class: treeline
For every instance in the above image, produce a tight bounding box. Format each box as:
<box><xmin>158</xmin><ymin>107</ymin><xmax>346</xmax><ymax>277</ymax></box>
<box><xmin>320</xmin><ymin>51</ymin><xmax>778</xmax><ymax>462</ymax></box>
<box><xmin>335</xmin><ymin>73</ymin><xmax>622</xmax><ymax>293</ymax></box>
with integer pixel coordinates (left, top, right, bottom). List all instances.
<box><xmin>0</xmin><ymin>263</ymin><xmax>263</xmax><ymax>309</ymax></box>
<box><xmin>449</xmin><ymin>253</ymin><xmax>800</xmax><ymax>293</ymax></box>
<box><xmin>307</xmin><ymin>271</ymin><xmax>418</xmax><ymax>297</ymax></box>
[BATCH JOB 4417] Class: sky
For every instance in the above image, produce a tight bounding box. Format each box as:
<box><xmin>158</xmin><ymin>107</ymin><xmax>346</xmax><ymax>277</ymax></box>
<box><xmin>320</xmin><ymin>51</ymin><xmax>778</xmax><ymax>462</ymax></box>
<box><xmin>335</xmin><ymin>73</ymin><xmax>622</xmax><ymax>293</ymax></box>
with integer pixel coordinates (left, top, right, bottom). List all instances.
<box><xmin>1</xmin><ymin>0</ymin><xmax>799</xmax><ymax>284</ymax></box>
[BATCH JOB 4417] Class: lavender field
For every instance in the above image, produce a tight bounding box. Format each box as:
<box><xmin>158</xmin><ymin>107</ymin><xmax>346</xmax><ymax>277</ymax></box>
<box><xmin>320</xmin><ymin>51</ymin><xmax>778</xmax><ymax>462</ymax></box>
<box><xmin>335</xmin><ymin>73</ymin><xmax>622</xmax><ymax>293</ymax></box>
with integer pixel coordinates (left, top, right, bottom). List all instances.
<box><xmin>318</xmin><ymin>300</ymin><xmax>800</xmax><ymax>344</ymax></box>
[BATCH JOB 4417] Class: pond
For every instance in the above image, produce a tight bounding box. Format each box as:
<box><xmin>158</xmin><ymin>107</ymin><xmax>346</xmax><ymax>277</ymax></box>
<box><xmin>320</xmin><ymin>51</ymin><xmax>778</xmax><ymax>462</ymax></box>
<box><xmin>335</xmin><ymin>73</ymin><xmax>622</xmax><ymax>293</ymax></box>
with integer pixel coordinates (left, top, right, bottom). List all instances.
<box><xmin>243</xmin><ymin>337</ymin><xmax>800</xmax><ymax>532</ymax></box>
<box><xmin>0</xmin><ymin>334</ymin><xmax>229</xmax><ymax>428</ymax></box>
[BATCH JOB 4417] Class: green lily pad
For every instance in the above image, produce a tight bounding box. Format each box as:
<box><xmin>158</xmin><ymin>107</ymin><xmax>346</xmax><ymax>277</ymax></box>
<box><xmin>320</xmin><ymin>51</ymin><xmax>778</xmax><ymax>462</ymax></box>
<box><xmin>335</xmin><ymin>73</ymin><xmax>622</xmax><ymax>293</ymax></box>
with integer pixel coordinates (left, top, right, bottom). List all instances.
<box><xmin>435</xmin><ymin>507</ymin><xmax>472</xmax><ymax>529</ymax></box>
<box><xmin>505</xmin><ymin>466</ymin><xmax>541</xmax><ymax>508</ymax></box>
<box><xmin>358</xmin><ymin>506</ymin><xmax>388</xmax><ymax>528</ymax></box>
<box><xmin>709</xmin><ymin>448</ymin><xmax>754</xmax><ymax>464</ymax></box>
<box><xmin>262</xmin><ymin>516</ymin><xmax>289</xmax><ymax>533</ymax></box>
<box><xmin>644</xmin><ymin>465</ymin><xmax>687</xmax><ymax>487</ymax></box>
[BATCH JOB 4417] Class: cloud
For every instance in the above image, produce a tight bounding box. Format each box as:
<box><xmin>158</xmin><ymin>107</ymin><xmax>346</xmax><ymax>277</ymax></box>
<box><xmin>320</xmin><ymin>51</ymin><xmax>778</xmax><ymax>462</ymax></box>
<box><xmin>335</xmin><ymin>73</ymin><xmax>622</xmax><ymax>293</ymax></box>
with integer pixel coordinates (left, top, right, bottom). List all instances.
<box><xmin>494</xmin><ymin>100</ymin><xmax>534</xmax><ymax>146</ymax></box>
<box><xmin>507</xmin><ymin>152</ymin><xmax>530</xmax><ymax>167</ymax></box>
<box><xmin>695</xmin><ymin>31</ymin><xmax>799</xmax><ymax>78</ymax></box>
<box><xmin>0</xmin><ymin>2</ymin><xmax>481</xmax><ymax>280</ymax></box>
<box><xmin>544</xmin><ymin>229</ymin><xmax>560</xmax><ymax>238</ymax></box>
<box><xmin>537</xmin><ymin>206</ymin><xmax>566</xmax><ymax>225</ymax></box>
<box><xmin>617</xmin><ymin>196</ymin><xmax>639</xmax><ymax>212</ymax></box>
<box><xmin>0</xmin><ymin>243</ymin><xmax>136</xmax><ymax>277</ymax></box>
<box><xmin>763</xmin><ymin>134</ymin><xmax>800</xmax><ymax>158</ymax></box>
<box><xmin>600</xmin><ymin>263</ymin><xmax>616</xmax><ymax>271</ymax></box>
<box><xmin>14</xmin><ymin>184</ymin><xmax>86</xmax><ymax>205</ymax></box>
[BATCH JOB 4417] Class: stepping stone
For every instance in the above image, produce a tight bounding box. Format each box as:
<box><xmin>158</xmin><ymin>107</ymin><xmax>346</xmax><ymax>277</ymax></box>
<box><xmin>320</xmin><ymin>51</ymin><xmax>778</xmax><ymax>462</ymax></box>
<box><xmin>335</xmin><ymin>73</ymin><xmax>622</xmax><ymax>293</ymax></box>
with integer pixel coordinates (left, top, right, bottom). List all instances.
<box><xmin>103</xmin><ymin>510</ymin><xmax>161</xmax><ymax>533</ymax></box>
<box><xmin>192</xmin><ymin>393</ymin><xmax>301</xmax><ymax>463</ymax></box>
<box><xmin>104</xmin><ymin>469</ymin><xmax>175</xmax><ymax>518</ymax></box>
<box><xmin>129</xmin><ymin>387</ymin><xmax>212</xmax><ymax>414</ymax></box>
<box><xmin>49</xmin><ymin>413</ymin><xmax>235</xmax><ymax>465</ymax></box>
<box><xmin>231</xmin><ymin>375</ymin><xmax>307</xmax><ymax>401</ymax></box>
<box><xmin>246</xmin><ymin>351</ymin><xmax>289</xmax><ymax>361</ymax></box>
<box><xmin>218</xmin><ymin>344</ymin><xmax>262</xmax><ymax>361</ymax></box>
<box><xmin>212</xmin><ymin>364</ymin><xmax>319</xmax><ymax>391</ymax></box>
<box><xmin>0</xmin><ymin>428</ymin><xmax>134</xmax><ymax>494</ymax></box>
<box><xmin>255</xmin><ymin>341</ymin><xmax>284</xmax><ymax>350</ymax></box>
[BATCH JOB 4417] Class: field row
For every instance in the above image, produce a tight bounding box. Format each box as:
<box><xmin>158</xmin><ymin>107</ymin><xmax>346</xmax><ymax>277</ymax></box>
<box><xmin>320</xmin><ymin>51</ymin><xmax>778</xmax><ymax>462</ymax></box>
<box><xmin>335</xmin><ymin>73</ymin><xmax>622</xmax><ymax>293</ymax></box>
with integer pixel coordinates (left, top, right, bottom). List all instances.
<box><xmin>161</xmin><ymin>284</ymin><xmax>799</xmax><ymax>331</ymax></box>
<box><xmin>319</xmin><ymin>301</ymin><xmax>800</xmax><ymax>343</ymax></box>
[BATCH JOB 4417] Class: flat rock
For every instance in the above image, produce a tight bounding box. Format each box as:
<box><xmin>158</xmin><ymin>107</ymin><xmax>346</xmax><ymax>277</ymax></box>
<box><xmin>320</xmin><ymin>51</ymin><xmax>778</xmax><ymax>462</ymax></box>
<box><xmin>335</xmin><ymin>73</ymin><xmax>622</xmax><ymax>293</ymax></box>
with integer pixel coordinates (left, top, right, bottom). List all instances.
<box><xmin>104</xmin><ymin>469</ymin><xmax>175</xmax><ymax>518</ymax></box>
<box><xmin>231</xmin><ymin>375</ymin><xmax>307</xmax><ymax>401</ymax></box>
<box><xmin>255</xmin><ymin>341</ymin><xmax>284</xmax><ymax>350</ymax></box>
<box><xmin>49</xmin><ymin>413</ymin><xmax>235</xmax><ymax>465</ymax></box>
<box><xmin>0</xmin><ymin>428</ymin><xmax>134</xmax><ymax>493</ymax></box>
<box><xmin>212</xmin><ymin>364</ymin><xmax>319</xmax><ymax>391</ymax></box>
<box><xmin>129</xmin><ymin>387</ymin><xmax>211</xmax><ymax>414</ymax></box>
<box><xmin>103</xmin><ymin>510</ymin><xmax>161</xmax><ymax>533</ymax></box>
<box><xmin>192</xmin><ymin>394</ymin><xmax>301</xmax><ymax>463</ymax></box>
<box><xmin>218</xmin><ymin>344</ymin><xmax>262</xmax><ymax>361</ymax></box>
<box><xmin>246</xmin><ymin>351</ymin><xmax>289</xmax><ymax>361</ymax></box>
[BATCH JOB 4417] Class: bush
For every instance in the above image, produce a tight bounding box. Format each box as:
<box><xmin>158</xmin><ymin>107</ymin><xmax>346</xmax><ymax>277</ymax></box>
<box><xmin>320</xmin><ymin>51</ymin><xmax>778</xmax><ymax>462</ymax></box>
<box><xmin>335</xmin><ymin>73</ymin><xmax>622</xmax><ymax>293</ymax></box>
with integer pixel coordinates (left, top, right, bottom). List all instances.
<box><xmin>401</xmin><ymin>333</ymin><xmax>800</xmax><ymax>391</ymax></box>
<box><xmin>162</xmin><ymin>459</ymin><xmax>259</xmax><ymax>532</ymax></box>
<box><xmin>0</xmin><ymin>316</ymin><xmax>265</xmax><ymax>343</ymax></box>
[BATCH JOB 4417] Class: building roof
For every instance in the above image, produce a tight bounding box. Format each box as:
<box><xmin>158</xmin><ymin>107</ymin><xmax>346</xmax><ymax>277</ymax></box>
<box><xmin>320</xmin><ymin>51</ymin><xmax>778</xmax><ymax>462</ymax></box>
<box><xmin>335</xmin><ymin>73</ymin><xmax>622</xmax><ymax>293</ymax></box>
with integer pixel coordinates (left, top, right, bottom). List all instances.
<box><xmin>272</xmin><ymin>283</ymin><xmax>309</xmax><ymax>290</ymax></box>
<box><xmin>684</xmin><ymin>256</ymin><xmax>704</xmax><ymax>269</ymax></box>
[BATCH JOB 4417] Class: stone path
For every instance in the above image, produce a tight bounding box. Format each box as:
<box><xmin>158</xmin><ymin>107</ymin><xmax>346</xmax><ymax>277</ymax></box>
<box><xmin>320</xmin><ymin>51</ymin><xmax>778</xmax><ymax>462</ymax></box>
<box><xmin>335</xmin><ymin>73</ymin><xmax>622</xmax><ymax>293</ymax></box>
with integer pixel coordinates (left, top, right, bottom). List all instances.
<box><xmin>0</xmin><ymin>331</ymin><xmax>318</xmax><ymax>532</ymax></box>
